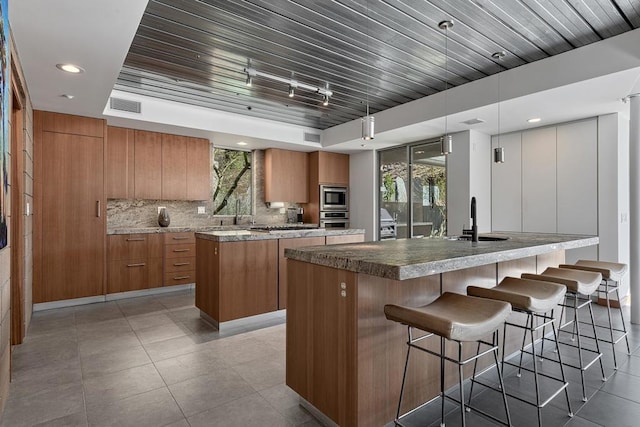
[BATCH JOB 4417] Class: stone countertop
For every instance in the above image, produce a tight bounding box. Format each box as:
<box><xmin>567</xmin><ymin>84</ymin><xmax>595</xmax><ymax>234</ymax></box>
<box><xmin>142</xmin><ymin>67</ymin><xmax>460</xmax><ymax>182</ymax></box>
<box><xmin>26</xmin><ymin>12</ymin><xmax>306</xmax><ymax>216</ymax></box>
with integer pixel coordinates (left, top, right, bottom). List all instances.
<box><xmin>284</xmin><ymin>232</ymin><xmax>598</xmax><ymax>281</ymax></box>
<box><xmin>195</xmin><ymin>228</ymin><xmax>365</xmax><ymax>242</ymax></box>
<box><xmin>107</xmin><ymin>224</ymin><xmax>321</xmax><ymax>235</ymax></box>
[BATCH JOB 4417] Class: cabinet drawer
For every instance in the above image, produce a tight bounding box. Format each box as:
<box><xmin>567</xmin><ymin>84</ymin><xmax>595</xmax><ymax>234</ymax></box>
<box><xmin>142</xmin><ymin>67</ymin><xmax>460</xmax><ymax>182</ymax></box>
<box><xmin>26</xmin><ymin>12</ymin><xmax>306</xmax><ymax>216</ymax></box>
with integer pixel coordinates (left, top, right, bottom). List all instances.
<box><xmin>164</xmin><ymin>232</ymin><xmax>195</xmax><ymax>245</ymax></box>
<box><xmin>107</xmin><ymin>259</ymin><xmax>151</xmax><ymax>293</ymax></box>
<box><xmin>165</xmin><ymin>256</ymin><xmax>196</xmax><ymax>273</ymax></box>
<box><xmin>164</xmin><ymin>243</ymin><xmax>195</xmax><ymax>258</ymax></box>
<box><xmin>108</xmin><ymin>234</ymin><xmax>148</xmax><ymax>260</ymax></box>
<box><xmin>164</xmin><ymin>270</ymin><xmax>196</xmax><ymax>286</ymax></box>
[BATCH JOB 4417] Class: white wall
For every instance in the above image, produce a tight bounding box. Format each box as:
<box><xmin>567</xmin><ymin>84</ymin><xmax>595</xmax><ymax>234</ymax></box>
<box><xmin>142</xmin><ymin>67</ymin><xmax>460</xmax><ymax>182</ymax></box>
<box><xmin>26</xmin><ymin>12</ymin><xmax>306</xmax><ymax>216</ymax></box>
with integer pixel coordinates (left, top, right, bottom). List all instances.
<box><xmin>350</xmin><ymin>150</ymin><xmax>377</xmax><ymax>241</ymax></box>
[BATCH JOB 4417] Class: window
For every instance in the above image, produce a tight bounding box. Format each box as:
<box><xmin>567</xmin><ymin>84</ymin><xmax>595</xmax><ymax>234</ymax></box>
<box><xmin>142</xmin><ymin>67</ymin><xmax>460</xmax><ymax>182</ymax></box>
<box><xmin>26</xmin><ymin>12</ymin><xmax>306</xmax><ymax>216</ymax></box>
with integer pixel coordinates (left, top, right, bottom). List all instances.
<box><xmin>212</xmin><ymin>148</ymin><xmax>252</xmax><ymax>215</ymax></box>
<box><xmin>378</xmin><ymin>139</ymin><xmax>446</xmax><ymax>240</ymax></box>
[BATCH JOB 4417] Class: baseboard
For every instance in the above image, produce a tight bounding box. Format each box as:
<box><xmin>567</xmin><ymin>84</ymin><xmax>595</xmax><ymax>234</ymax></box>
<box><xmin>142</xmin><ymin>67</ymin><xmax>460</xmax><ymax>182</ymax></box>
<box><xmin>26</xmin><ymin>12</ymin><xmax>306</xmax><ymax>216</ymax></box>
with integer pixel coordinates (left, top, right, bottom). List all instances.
<box><xmin>33</xmin><ymin>284</ymin><xmax>195</xmax><ymax>311</ymax></box>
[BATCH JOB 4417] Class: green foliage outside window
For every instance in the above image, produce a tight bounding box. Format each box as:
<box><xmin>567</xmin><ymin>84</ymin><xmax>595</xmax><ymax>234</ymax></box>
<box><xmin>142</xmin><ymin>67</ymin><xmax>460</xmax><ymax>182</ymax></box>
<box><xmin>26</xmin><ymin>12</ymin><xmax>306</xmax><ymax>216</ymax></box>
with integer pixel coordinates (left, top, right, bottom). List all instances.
<box><xmin>212</xmin><ymin>148</ymin><xmax>252</xmax><ymax>215</ymax></box>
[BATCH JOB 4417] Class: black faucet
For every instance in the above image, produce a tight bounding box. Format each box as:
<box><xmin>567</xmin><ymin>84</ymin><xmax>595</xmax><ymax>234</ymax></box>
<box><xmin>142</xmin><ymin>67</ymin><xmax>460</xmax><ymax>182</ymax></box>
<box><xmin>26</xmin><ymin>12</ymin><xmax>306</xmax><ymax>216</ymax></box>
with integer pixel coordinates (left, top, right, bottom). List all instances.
<box><xmin>462</xmin><ymin>197</ymin><xmax>479</xmax><ymax>243</ymax></box>
<box><xmin>470</xmin><ymin>196</ymin><xmax>478</xmax><ymax>243</ymax></box>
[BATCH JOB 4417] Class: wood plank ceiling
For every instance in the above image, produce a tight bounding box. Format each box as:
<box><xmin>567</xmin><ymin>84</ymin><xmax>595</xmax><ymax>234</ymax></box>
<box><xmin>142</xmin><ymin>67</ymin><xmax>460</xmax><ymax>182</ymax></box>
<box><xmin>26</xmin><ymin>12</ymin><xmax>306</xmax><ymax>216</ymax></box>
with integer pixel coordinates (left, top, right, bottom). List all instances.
<box><xmin>115</xmin><ymin>0</ymin><xmax>640</xmax><ymax>130</ymax></box>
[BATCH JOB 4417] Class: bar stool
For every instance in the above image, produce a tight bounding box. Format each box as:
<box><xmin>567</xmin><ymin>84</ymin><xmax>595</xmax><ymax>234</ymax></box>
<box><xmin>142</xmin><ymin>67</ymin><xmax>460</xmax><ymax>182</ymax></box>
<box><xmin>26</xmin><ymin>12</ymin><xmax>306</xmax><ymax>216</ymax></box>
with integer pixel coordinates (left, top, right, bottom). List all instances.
<box><xmin>559</xmin><ymin>260</ymin><xmax>631</xmax><ymax>369</ymax></box>
<box><xmin>384</xmin><ymin>292</ymin><xmax>512</xmax><ymax>427</ymax></box>
<box><xmin>467</xmin><ymin>277</ymin><xmax>573</xmax><ymax>427</ymax></box>
<box><xmin>523</xmin><ymin>267</ymin><xmax>606</xmax><ymax>402</ymax></box>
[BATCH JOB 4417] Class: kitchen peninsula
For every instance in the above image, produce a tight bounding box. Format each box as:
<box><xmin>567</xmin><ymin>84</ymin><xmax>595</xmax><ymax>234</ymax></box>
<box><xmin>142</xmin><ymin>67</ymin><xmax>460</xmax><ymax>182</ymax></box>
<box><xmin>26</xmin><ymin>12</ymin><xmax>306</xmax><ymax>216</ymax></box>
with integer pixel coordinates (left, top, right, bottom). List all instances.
<box><xmin>194</xmin><ymin>228</ymin><xmax>364</xmax><ymax>327</ymax></box>
<box><xmin>284</xmin><ymin>233</ymin><xmax>598</xmax><ymax>427</ymax></box>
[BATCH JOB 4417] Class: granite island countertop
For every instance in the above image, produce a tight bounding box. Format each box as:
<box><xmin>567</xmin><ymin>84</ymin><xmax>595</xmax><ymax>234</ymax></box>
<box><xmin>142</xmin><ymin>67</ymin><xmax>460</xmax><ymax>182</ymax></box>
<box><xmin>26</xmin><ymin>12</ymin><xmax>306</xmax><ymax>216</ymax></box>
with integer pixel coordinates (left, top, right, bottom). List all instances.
<box><xmin>284</xmin><ymin>232</ymin><xmax>598</xmax><ymax>281</ymax></box>
<box><xmin>107</xmin><ymin>224</ymin><xmax>320</xmax><ymax>235</ymax></box>
<box><xmin>195</xmin><ymin>228</ymin><xmax>365</xmax><ymax>242</ymax></box>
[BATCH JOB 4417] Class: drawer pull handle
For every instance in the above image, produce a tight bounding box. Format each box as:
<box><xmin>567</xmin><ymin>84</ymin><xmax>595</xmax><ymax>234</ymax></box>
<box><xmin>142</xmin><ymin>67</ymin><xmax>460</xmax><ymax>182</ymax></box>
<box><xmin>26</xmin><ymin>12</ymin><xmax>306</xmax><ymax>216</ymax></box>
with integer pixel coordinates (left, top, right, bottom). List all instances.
<box><xmin>127</xmin><ymin>263</ymin><xmax>146</xmax><ymax>267</ymax></box>
<box><xmin>173</xmin><ymin>262</ymin><xmax>190</xmax><ymax>266</ymax></box>
<box><xmin>126</xmin><ymin>238</ymin><xmax>145</xmax><ymax>241</ymax></box>
<box><xmin>173</xmin><ymin>237</ymin><xmax>190</xmax><ymax>240</ymax></box>
<box><xmin>173</xmin><ymin>275</ymin><xmax>190</xmax><ymax>280</ymax></box>
<box><xmin>173</xmin><ymin>249</ymin><xmax>190</xmax><ymax>252</ymax></box>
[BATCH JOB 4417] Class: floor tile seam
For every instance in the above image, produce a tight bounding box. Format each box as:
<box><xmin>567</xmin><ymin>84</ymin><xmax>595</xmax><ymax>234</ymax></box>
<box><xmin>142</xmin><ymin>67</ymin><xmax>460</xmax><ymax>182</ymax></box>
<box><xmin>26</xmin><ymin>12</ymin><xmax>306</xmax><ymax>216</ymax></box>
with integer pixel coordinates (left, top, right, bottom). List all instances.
<box><xmin>182</xmin><ymin>391</ymin><xmax>271</xmax><ymax>423</ymax></box>
<box><xmin>562</xmin><ymin>415</ymin><xmax>604</xmax><ymax>427</ymax></box>
<box><xmin>591</xmin><ymin>387</ymin><xmax>640</xmax><ymax>406</ymax></box>
<box><xmin>83</xmin><ymin>382</ymin><xmax>169</xmax><ymax>412</ymax></box>
<box><xmin>147</xmin><ymin>357</ymin><xmax>192</xmax><ymax>425</ymax></box>
<box><xmin>79</xmin><ymin>359</ymin><xmax>156</xmax><ymax>382</ymax></box>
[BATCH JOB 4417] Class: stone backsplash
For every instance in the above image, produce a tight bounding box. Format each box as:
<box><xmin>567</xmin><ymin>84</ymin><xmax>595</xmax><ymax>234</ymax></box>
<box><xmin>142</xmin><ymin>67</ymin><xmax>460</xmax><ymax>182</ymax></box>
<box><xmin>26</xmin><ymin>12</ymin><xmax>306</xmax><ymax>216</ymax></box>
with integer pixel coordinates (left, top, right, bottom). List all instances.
<box><xmin>107</xmin><ymin>149</ymin><xmax>302</xmax><ymax>228</ymax></box>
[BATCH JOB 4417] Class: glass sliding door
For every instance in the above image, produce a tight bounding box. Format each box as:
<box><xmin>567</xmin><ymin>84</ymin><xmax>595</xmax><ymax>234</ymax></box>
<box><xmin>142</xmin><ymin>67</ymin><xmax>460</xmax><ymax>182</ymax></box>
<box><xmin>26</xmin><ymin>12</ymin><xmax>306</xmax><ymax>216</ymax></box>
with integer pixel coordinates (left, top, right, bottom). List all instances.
<box><xmin>378</xmin><ymin>139</ymin><xmax>446</xmax><ymax>240</ymax></box>
<box><xmin>379</xmin><ymin>146</ymin><xmax>408</xmax><ymax>239</ymax></box>
<box><xmin>410</xmin><ymin>142</ymin><xmax>447</xmax><ymax>237</ymax></box>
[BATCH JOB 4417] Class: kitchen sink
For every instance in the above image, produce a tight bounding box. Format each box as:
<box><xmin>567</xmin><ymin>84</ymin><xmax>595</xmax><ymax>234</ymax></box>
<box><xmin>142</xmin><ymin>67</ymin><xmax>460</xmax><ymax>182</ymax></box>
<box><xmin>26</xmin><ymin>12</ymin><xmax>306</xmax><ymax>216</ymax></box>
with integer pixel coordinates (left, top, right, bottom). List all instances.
<box><xmin>457</xmin><ymin>234</ymin><xmax>509</xmax><ymax>241</ymax></box>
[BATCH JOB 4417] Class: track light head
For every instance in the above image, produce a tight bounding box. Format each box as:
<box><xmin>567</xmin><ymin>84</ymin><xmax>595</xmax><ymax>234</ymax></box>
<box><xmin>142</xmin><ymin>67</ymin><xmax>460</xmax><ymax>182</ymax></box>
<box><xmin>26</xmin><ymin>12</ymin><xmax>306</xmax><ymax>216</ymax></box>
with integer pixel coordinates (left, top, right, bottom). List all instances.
<box><xmin>245</xmin><ymin>74</ymin><xmax>252</xmax><ymax>87</ymax></box>
<box><xmin>322</xmin><ymin>94</ymin><xmax>329</xmax><ymax>106</ymax></box>
<box><xmin>288</xmin><ymin>85</ymin><xmax>295</xmax><ymax>97</ymax></box>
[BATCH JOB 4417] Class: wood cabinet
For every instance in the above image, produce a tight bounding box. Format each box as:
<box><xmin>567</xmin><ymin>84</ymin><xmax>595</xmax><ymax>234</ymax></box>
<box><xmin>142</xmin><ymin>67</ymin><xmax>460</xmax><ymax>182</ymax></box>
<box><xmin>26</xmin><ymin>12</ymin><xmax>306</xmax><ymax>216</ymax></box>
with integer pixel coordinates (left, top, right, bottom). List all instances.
<box><xmin>196</xmin><ymin>238</ymin><xmax>278</xmax><ymax>322</ymax></box>
<box><xmin>134</xmin><ymin>130</ymin><xmax>162</xmax><ymax>200</ymax></box>
<box><xmin>34</xmin><ymin>111</ymin><xmax>106</xmax><ymax>303</ymax></box>
<box><xmin>107</xmin><ymin>234</ymin><xmax>163</xmax><ymax>293</ymax></box>
<box><xmin>278</xmin><ymin>236</ymin><xmax>325</xmax><ymax>309</ymax></box>
<box><xmin>106</xmin><ymin>126</ymin><xmax>135</xmax><ymax>199</ymax></box>
<box><xmin>264</xmin><ymin>148</ymin><xmax>309</xmax><ymax>202</ymax></box>
<box><xmin>163</xmin><ymin>232</ymin><xmax>196</xmax><ymax>286</ymax></box>
<box><xmin>187</xmin><ymin>137</ymin><xmax>211</xmax><ymax>200</ymax></box>
<box><xmin>106</xmin><ymin>127</ymin><xmax>209</xmax><ymax>201</ymax></box>
<box><xmin>305</xmin><ymin>151</ymin><xmax>350</xmax><ymax>224</ymax></box>
<box><xmin>314</xmin><ymin>151</ymin><xmax>349</xmax><ymax>185</ymax></box>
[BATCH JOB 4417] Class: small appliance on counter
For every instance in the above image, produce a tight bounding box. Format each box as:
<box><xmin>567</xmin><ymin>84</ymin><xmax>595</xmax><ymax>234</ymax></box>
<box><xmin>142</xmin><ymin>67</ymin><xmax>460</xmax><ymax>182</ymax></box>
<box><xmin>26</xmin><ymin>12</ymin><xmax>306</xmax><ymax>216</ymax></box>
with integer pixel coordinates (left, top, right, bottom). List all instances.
<box><xmin>287</xmin><ymin>207</ymin><xmax>305</xmax><ymax>224</ymax></box>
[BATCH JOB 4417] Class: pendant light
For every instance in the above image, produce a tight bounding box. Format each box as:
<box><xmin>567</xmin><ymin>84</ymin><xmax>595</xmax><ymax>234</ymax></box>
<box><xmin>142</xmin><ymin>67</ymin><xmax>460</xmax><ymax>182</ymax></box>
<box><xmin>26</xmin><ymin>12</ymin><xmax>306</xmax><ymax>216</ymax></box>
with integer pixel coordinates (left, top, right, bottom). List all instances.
<box><xmin>362</xmin><ymin>0</ymin><xmax>375</xmax><ymax>140</ymax></box>
<box><xmin>439</xmin><ymin>20</ymin><xmax>453</xmax><ymax>155</ymax></box>
<box><xmin>492</xmin><ymin>51</ymin><xmax>506</xmax><ymax>163</ymax></box>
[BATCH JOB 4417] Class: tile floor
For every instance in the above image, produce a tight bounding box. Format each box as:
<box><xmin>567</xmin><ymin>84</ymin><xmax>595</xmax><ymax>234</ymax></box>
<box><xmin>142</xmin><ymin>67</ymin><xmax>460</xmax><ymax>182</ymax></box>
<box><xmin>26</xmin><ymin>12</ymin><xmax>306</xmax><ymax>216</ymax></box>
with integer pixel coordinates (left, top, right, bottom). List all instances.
<box><xmin>3</xmin><ymin>289</ymin><xmax>640</xmax><ymax>426</ymax></box>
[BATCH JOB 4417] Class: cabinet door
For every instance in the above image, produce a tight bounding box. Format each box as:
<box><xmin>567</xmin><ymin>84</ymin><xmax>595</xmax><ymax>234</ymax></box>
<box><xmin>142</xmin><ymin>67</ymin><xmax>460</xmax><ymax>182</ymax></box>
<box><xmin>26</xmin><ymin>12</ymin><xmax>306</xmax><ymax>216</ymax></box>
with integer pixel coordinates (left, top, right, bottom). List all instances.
<box><xmin>318</xmin><ymin>151</ymin><xmax>349</xmax><ymax>185</ymax></box>
<box><xmin>278</xmin><ymin>237</ymin><xmax>325</xmax><ymax>309</ymax></box>
<box><xmin>522</xmin><ymin>127</ymin><xmax>557</xmax><ymax>233</ymax></box>
<box><xmin>326</xmin><ymin>234</ymin><xmax>365</xmax><ymax>245</ymax></box>
<box><xmin>39</xmin><ymin>132</ymin><xmax>105</xmax><ymax>302</ymax></box>
<box><xmin>134</xmin><ymin>130</ymin><xmax>162</xmax><ymax>199</ymax></box>
<box><xmin>187</xmin><ymin>137</ymin><xmax>211</xmax><ymax>200</ymax></box>
<box><xmin>491</xmin><ymin>133</ymin><xmax>522</xmax><ymax>232</ymax></box>
<box><xmin>106</xmin><ymin>126</ymin><xmax>134</xmax><ymax>198</ymax></box>
<box><xmin>557</xmin><ymin>119</ymin><xmax>598</xmax><ymax>263</ymax></box>
<box><xmin>265</xmin><ymin>148</ymin><xmax>309</xmax><ymax>202</ymax></box>
<box><xmin>162</xmin><ymin>134</ymin><xmax>188</xmax><ymax>200</ymax></box>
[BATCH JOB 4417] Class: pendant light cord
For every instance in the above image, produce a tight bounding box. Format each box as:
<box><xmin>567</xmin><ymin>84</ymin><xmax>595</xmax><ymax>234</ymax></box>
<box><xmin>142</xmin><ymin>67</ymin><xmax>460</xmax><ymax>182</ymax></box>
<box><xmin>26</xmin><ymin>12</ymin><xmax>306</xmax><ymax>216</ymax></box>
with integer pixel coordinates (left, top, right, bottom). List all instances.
<box><xmin>366</xmin><ymin>0</ymin><xmax>370</xmax><ymax>117</ymax></box>
<box><xmin>444</xmin><ymin>24</ymin><xmax>448</xmax><ymax>138</ymax></box>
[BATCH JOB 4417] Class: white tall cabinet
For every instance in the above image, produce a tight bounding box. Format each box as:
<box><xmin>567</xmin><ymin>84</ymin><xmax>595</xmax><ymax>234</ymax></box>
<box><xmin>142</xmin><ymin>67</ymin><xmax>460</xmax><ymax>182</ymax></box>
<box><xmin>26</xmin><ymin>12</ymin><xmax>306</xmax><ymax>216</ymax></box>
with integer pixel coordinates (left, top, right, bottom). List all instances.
<box><xmin>491</xmin><ymin>132</ymin><xmax>522</xmax><ymax>232</ymax></box>
<box><xmin>491</xmin><ymin>118</ymin><xmax>599</xmax><ymax>262</ymax></box>
<box><xmin>522</xmin><ymin>126</ymin><xmax>557</xmax><ymax>233</ymax></box>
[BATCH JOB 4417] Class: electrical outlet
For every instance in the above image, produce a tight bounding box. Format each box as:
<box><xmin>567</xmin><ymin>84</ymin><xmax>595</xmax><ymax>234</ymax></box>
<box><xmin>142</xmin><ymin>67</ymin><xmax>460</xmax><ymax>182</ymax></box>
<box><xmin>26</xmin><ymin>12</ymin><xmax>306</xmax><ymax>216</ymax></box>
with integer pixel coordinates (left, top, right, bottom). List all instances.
<box><xmin>158</xmin><ymin>206</ymin><xmax>166</xmax><ymax>214</ymax></box>
<box><xmin>197</xmin><ymin>206</ymin><xmax>206</xmax><ymax>214</ymax></box>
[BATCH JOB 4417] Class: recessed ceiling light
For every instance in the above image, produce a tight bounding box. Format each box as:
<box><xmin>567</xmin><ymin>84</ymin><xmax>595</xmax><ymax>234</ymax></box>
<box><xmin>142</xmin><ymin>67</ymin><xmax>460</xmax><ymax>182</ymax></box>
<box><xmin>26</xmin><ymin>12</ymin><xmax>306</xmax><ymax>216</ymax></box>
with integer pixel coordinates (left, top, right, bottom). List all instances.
<box><xmin>56</xmin><ymin>63</ymin><xmax>84</xmax><ymax>74</ymax></box>
<box><xmin>527</xmin><ymin>117</ymin><xmax>542</xmax><ymax>123</ymax></box>
<box><xmin>61</xmin><ymin>94</ymin><xmax>74</xmax><ymax>99</ymax></box>
<box><xmin>237</xmin><ymin>141</ymin><xmax>248</xmax><ymax>146</ymax></box>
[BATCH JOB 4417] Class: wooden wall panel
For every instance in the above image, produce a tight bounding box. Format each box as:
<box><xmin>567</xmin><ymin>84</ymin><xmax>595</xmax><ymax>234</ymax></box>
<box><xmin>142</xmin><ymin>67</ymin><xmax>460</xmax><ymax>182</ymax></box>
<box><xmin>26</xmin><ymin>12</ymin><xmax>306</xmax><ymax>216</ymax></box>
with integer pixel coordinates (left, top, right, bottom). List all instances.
<box><xmin>161</xmin><ymin>134</ymin><xmax>187</xmax><ymax>200</ymax></box>
<box><xmin>133</xmin><ymin>130</ymin><xmax>162</xmax><ymax>199</ymax></box>
<box><xmin>186</xmin><ymin>137</ymin><xmax>210</xmax><ymax>200</ymax></box>
<box><xmin>40</xmin><ymin>111</ymin><xmax>104</xmax><ymax>137</ymax></box>
<box><xmin>106</xmin><ymin>126</ymin><xmax>134</xmax><ymax>198</ymax></box>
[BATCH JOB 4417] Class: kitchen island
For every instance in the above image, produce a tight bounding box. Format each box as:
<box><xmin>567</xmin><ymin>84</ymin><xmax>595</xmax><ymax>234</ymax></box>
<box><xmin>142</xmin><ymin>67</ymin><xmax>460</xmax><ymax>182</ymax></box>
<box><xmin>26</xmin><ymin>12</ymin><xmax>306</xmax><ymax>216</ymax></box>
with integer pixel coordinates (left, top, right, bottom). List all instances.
<box><xmin>194</xmin><ymin>228</ymin><xmax>365</xmax><ymax>327</ymax></box>
<box><xmin>284</xmin><ymin>232</ymin><xmax>598</xmax><ymax>427</ymax></box>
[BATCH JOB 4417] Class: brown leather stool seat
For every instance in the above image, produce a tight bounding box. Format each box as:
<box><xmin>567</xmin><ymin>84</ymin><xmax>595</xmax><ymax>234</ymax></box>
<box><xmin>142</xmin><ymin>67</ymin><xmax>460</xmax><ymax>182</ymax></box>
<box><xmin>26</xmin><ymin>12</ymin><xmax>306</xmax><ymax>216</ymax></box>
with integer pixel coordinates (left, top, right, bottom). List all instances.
<box><xmin>523</xmin><ymin>267</ymin><xmax>607</xmax><ymax>402</ymax></box>
<box><xmin>468</xmin><ymin>277</ymin><xmax>572</xmax><ymax>426</ymax></box>
<box><xmin>558</xmin><ymin>260</ymin><xmax>631</xmax><ymax>370</ymax></box>
<box><xmin>384</xmin><ymin>292</ymin><xmax>512</xmax><ymax>426</ymax></box>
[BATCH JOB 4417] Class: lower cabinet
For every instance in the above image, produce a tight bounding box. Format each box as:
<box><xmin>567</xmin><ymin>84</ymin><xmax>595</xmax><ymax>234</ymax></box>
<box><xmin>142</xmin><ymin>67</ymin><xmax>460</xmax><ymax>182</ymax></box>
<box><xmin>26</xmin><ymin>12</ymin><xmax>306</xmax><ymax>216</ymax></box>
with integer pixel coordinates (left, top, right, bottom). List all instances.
<box><xmin>278</xmin><ymin>236</ymin><xmax>325</xmax><ymax>309</ymax></box>
<box><xmin>326</xmin><ymin>234</ymin><xmax>365</xmax><ymax>245</ymax></box>
<box><xmin>107</xmin><ymin>234</ymin><xmax>163</xmax><ymax>293</ymax></box>
<box><xmin>196</xmin><ymin>238</ymin><xmax>278</xmax><ymax>322</ymax></box>
<box><xmin>163</xmin><ymin>232</ymin><xmax>196</xmax><ymax>286</ymax></box>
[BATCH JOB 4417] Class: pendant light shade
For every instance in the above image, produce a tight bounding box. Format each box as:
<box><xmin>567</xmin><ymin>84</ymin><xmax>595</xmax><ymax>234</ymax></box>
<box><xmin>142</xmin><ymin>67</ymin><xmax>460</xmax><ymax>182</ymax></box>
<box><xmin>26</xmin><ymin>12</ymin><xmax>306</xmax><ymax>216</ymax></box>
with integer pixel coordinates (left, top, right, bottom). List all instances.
<box><xmin>362</xmin><ymin>114</ymin><xmax>375</xmax><ymax>140</ymax></box>
<box><xmin>439</xmin><ymin>20</ymin><xmax>454</xmax><ymax>155</ymax></box>
<box><xmin>440</xmin><ymin>134</ymin><xmax>452</xmax><ymax>155</ymax></box>
<box><xmin>362</xmin><ymin>1</ymin><xmax>374</xmax><ymax>141</ymax></box>
<box><xmin>492</xmin><ymin>51</ymin><xmax>507</xmax><ymax>164</ymax></box>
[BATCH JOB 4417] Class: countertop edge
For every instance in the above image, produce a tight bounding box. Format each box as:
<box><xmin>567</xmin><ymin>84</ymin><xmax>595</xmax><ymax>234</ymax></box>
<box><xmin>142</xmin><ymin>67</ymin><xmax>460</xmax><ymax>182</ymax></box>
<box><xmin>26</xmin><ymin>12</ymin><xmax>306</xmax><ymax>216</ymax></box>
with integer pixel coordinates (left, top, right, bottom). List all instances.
<box><xmin>195</xmin><ymin>228</ymin><xmax>365</xmax><ymax>242</ymax></box>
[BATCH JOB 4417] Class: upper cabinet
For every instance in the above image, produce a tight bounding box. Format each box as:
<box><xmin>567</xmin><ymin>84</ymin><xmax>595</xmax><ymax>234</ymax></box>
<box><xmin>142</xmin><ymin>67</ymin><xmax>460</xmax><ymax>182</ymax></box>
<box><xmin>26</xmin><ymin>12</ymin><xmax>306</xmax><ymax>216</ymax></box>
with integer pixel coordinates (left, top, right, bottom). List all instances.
<box><xmin>314</xmin><ymin>151</ymin><xmax>349</xmax><ymax>185</ymax></box>
<box><xmin>134</xmin><ymin>130</ymin><xmax>163</xmax><ymax>200</ymax></box>
<box><xmin>264</xmin><ymin>148</ymin><xmax>309</xmax><ymax>202</ymax></box>
<box><xmin>106</xmin><ymin>127</ymin><xmax>210</xmax><ymax>201</ymax></box>
<box><xmin>106</xmin><ymin>126</ymin><xmax>134</xmax><ymax>199</ymax></box>
<box><xmin>161</xmin><ymin>134</ymin><xmax>188</xmax><ymax>200</ymax></box>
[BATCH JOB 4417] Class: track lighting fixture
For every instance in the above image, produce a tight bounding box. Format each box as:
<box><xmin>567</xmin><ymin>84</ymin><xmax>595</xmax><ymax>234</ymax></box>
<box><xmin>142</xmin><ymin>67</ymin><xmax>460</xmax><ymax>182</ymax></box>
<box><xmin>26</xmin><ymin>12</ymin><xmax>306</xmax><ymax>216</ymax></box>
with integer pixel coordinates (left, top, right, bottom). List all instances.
<box><xmin>243</xmin><ymin>66</ymin><xmax>332</xmax><ymax>105</ymax></box>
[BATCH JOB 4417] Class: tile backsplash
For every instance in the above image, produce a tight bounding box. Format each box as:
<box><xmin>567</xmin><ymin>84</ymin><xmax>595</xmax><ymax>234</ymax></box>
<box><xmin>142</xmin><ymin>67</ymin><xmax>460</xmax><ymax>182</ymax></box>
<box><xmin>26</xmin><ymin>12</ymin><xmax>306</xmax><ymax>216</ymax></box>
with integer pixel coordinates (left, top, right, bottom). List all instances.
<box><xmin>107</xmin><ymin>149</ymin><xmax>302</xmax><ymax>228</ymax></box>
